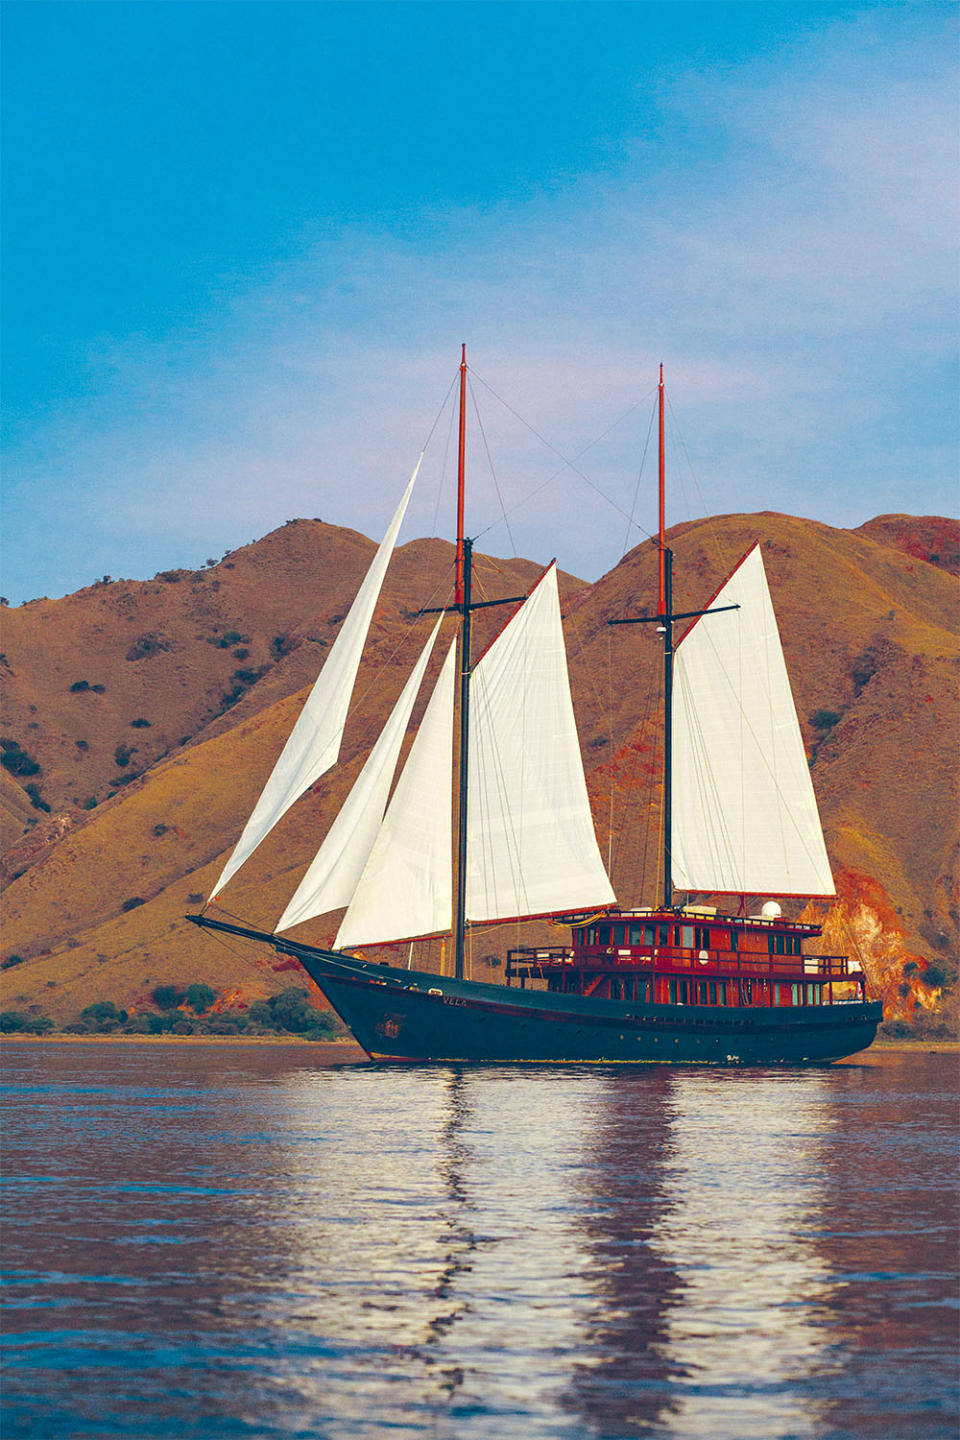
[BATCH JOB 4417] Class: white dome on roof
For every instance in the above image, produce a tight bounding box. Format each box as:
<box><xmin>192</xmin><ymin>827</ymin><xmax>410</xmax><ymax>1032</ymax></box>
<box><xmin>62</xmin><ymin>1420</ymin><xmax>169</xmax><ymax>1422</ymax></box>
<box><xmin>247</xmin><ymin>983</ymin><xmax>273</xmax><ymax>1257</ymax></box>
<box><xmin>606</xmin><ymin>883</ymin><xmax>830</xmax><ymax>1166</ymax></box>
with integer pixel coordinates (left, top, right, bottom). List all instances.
<box><xmin>760</xmin><ymin>901</ymin><xmax>782</xmax><ymax>919</ymax></box>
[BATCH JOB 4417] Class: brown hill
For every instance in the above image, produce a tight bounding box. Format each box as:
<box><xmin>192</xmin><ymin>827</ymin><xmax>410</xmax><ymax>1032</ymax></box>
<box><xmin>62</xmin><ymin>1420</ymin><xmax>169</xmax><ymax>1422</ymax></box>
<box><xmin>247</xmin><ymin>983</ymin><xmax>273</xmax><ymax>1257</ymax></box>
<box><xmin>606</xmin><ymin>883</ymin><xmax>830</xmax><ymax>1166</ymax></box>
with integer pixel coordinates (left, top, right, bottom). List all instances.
<box><xmin>1</xmin><ymin>513</ymin><xmax>956</xmax><ymax>1032</ymax></box>
<box><xmin>852</xmin><ymin>514</ymin><xmax>960</xmax><ymax>576</ymax></box>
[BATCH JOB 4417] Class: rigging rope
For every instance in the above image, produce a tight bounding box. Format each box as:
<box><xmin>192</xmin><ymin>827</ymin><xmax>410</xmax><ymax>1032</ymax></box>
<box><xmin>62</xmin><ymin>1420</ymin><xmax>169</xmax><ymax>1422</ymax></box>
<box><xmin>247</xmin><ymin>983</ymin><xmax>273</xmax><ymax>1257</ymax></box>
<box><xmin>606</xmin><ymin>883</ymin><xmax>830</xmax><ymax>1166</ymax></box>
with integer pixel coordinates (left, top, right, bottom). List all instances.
<box><xmin>468</xmin><ymin>369</ymin><xmax>655</xmax><ymax>543</ymax></box>
<box><xmin>467</xmin><ymin>374</ymin><xmax>518</xmax><ymax>561</ymax></box>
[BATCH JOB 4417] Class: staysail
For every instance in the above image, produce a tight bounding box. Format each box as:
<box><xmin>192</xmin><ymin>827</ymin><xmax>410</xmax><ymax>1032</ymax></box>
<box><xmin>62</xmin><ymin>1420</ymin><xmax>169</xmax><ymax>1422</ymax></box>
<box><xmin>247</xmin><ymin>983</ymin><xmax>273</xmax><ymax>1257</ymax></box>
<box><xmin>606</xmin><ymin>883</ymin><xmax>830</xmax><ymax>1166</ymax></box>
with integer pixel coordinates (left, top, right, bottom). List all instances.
<box><xmin>209</xmin><ymin>464</ymin><xmax>419</xmax><ymax>901</ymax></box>
<box><xmin>274</xmin><ymin>617</ymin><xmax>442</xmax><ymax>933</ymax></box>
<box><xmin>671</xmin><ymin>545</ymin><xmax>834</xmax><ymax>896</ymax></box>
<box><xmin>335</xmin><ymin>636</ymin><xmax>457</xmax><ymax>948</ymax></box>
<box><xmin>466</xmin><ymin>563</ymin><xmax>616</xmax><ymax>921</ymax></box>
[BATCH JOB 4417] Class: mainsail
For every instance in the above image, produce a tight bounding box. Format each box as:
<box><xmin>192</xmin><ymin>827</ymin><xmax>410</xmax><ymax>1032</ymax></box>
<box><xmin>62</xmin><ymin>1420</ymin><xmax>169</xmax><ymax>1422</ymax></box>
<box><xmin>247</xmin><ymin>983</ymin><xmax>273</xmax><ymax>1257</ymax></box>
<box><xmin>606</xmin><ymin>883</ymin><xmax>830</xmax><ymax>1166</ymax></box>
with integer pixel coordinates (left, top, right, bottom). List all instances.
<box><xmin>209</xmin><ymin>464</ymin><xmax>418</xmax><ymax>901</ymax></box>
<box><xmin>671</xmin><ymin>545</ymin><xmax>834</xmax><ymax>896</ymax></box>
<box><xmin>336</xmin><ymin>566</ymin><xmax>614</xmax><ymax>944</ymax></box>
<box><xmin>335</xmin><ymin>636</ymin><xmax>457</xmax><ymax>949</ymax></box>
<box><xmin>466</xmin><ymin>564</ymin><xmax>616</xmax><ymax>921</ymax></box>
<box><xmin>274</xmin><ymin>617</ymin><xmax>442</xmax><ymax>933</ymax></box>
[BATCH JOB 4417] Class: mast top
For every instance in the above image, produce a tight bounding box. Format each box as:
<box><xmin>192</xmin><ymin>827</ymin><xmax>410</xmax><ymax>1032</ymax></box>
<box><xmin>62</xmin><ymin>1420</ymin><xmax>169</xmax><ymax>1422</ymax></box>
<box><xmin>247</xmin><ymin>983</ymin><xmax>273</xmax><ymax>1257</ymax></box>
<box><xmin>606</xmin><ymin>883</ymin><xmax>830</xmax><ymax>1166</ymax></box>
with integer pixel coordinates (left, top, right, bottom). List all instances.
<box><xmin>657</xmin><ymin>364</ymin><xmax>666</xmax><ymax>617</ymax></box>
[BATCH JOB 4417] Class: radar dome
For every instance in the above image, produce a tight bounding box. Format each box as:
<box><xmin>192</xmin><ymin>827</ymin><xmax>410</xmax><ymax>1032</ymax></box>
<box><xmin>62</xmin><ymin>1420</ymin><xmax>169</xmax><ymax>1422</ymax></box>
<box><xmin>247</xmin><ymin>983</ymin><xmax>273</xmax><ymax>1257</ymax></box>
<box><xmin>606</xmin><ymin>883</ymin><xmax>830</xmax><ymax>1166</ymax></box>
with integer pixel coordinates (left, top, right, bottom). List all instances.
<box><xmin>760</xmin><ymin>901</ymin><xmax>782</xmax><ymax>919</ymax></box>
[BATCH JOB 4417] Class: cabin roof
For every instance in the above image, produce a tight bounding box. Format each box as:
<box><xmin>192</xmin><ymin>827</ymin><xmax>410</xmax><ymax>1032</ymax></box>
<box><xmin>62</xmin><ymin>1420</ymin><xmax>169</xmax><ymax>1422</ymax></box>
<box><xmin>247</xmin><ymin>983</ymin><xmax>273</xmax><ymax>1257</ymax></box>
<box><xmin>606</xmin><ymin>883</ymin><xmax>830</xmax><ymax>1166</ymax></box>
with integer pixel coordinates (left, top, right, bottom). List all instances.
<box><xmin>591</xmin><ymin>908</ymin><xmax>823</xmax><ymax>935</ymax></box>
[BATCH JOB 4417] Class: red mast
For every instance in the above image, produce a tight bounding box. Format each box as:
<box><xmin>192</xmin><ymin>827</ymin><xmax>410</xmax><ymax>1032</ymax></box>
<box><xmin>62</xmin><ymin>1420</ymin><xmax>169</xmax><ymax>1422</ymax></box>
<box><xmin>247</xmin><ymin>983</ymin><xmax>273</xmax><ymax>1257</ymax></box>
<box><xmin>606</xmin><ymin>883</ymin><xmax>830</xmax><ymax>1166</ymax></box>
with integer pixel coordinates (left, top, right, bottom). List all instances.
<box><xmin>455</xmin><ymin>343</ymin><xmax>467</xmax><ymax>605</ymax></box>
<box><xmin>657</xmin><ymin>362</ymin><xmax>666</xmax><ymax>615</ymax></box>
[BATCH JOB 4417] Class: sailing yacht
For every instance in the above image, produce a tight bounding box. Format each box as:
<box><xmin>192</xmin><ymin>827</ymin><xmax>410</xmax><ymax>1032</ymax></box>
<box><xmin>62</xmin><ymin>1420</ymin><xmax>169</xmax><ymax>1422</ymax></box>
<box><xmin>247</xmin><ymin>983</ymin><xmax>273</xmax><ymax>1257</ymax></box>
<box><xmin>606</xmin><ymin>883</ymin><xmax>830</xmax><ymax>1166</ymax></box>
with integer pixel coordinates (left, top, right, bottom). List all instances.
<box><xmin>188</xmin><ymin>353</ymin><xmax>881</xmax><ymax>1064</ymax></box>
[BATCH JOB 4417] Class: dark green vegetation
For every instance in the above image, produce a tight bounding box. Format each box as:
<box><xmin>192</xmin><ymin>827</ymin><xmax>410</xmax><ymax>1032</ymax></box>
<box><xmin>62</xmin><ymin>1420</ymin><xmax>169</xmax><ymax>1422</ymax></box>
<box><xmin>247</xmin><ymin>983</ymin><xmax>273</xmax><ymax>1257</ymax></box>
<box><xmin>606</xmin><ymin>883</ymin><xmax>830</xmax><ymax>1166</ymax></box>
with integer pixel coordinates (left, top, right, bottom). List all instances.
<box><xmin>1</xmin><ymin>739</ymin><xmax>41</xmax><ymax>777</ymax></box>
<box><xmin>0</xmin><ymin>984</ymin><xmax>344</xmax><ymax>1040</ymax></box>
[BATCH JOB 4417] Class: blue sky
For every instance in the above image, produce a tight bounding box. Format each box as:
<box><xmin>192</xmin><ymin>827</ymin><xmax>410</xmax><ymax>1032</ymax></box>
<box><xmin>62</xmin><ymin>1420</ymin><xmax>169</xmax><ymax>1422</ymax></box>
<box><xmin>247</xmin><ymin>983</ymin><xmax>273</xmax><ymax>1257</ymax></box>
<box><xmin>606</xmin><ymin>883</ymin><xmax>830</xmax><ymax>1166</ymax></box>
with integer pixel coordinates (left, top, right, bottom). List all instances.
<box><xmin>3</xmin><ymin>1</ymin><xmax>957</xmax><ymax>603</ymax></box>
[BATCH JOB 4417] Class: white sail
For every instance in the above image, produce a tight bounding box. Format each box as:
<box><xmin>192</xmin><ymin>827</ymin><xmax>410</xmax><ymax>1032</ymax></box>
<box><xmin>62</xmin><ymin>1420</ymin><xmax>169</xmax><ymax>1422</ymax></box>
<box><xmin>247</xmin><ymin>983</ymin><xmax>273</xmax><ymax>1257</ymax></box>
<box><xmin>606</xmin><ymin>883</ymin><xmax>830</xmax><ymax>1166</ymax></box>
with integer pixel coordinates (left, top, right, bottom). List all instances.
<box><xmin>335</xmin><ymin>636</ymin><xmax>457</xmax><ymax>948</ymax></box>
<box><xmin>274</xmin><ymin>617</ymin><xmax>442</xmax><ymax>933</ymax></box>
<box><xmin>209</xmin><ymin>465</ymin><xmax>419</xmax><ymax>901</ymax></box>
<box><xmin>672</xmin><ymin>545</ymin><xmax>834</xmax><ymax>896</ymax></box>
<box><xmin>466</xmin><ymin>563</ymin><xmax>616</xmax><ymax>922</ymax></box>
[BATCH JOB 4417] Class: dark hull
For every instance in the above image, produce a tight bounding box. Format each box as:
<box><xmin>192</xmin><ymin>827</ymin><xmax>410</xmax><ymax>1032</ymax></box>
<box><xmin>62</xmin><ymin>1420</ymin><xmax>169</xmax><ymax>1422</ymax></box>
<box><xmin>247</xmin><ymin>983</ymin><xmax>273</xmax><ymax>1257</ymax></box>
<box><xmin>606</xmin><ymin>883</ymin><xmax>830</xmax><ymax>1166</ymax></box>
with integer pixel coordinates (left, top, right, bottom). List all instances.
<box><xmin>188</xmin><ymin>917</ymin><xmax>882</xmax><ymax>1065</ymax></box>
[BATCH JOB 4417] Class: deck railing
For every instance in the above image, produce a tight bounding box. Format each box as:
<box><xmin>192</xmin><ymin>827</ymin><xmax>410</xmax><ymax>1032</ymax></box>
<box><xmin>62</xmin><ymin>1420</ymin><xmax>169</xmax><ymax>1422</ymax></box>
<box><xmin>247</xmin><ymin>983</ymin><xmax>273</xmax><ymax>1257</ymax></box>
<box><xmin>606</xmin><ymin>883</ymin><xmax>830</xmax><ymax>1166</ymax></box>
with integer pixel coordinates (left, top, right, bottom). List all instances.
<box><xmin>505</xmin><ymin>946</ymin><xmax>860</xmax><ymax>983</ymax></box>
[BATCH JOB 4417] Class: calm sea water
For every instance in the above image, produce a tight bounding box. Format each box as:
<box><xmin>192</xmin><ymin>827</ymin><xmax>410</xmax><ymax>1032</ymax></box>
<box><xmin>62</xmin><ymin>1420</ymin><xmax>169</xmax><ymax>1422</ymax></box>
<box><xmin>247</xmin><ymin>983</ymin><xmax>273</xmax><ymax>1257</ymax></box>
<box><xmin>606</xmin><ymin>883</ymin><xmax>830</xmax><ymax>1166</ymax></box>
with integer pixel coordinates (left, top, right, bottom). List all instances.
<box><xmin>1</xmin><ymin>1043</ymin><xmax>957</xmax><ymax>1440</ymax></box>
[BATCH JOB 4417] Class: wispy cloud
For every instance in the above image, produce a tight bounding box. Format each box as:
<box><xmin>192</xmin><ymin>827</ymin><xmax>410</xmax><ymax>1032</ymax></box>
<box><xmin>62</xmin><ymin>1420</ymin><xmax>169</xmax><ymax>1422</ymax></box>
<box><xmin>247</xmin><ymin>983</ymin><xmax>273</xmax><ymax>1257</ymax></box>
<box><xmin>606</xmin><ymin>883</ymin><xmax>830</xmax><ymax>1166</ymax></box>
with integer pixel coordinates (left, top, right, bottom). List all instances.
<box><xmin>6</xmin><ymin>6</ymin><xmax>956</xmax><ymax>601</ymax></box>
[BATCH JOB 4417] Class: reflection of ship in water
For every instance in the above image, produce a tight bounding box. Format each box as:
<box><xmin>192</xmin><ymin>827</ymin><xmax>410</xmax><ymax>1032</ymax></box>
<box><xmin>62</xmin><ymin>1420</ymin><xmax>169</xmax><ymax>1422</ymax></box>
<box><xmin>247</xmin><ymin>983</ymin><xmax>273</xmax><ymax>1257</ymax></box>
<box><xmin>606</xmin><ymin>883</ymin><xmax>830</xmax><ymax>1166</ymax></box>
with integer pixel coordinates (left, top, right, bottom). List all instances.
<box><xmin>409</xmin><ymin>1070</ymin><xmax>476</xmax><ymax>1396</ymax></box>
<box><xmin>560</xmin><ymin>1067</ymin><xmax>686</xmax><ymax>1437</ymax></box>
<box><xmin>253</xmin><ymin>1065</ymin><xmax>841</xmax><ymax>1438</ymax></box>
<box><xmin>8</xmin><ymin>1045</ymin><xmax>953</xmax><ymax>1438</ymax></box>
<box><xmin>564</xmin><ymin>1068</ymin><xmax>838</xmax><ymax>1440</ymax></box>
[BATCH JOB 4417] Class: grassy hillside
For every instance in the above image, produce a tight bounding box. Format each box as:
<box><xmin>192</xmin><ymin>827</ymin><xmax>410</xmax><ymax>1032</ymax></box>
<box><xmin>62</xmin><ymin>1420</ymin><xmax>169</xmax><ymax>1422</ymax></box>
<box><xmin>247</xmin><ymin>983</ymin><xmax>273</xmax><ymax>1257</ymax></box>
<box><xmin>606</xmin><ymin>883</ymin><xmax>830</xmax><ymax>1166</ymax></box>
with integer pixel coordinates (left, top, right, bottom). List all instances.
<box><xmin>2</xmin><ymin>512</ymin><xmax>955</xmax><ymax>1033</ymax></box>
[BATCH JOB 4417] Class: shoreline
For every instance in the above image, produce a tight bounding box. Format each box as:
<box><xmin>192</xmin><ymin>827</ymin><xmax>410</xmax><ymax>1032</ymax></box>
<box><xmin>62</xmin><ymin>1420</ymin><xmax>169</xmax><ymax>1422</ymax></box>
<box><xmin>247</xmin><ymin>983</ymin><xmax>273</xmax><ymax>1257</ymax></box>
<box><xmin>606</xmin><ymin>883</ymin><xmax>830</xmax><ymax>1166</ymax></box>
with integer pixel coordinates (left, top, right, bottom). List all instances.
<box><xmin>2</xmin><ymin>1035</ymin><xmax>955</xmax><ymax>1057</ymax></box>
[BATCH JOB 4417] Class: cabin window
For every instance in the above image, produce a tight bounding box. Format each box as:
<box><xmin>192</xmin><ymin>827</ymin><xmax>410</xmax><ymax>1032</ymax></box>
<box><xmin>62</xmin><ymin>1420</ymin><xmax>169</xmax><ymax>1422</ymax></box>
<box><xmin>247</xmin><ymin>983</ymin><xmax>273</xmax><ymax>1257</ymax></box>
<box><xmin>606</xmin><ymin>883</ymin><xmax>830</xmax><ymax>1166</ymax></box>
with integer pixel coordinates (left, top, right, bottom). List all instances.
<box><xmin>668</xmin><ymin>979</ymin><xmax>677</xmax><ymax>1004</ymax></box>
<box><xmin>708</xmin><ymin>980</ymin><xmax>717</xmax><ymax>1004</ymax></box>
<box><xmin>695</xmin><ymin>926</ymin><xmax>711</xmax><ymax>949</ymax></box>
<box><xmin>612</xmin><ymin>924</ymin><xmax>626</xmax><ymax>946</ymax></box>
<box><xmin>806</xmin><ymin>983</ymin><xmax>820</xmax><ymax>1005</ymax></box>
<box><xmin>769</xmin><ymin>932</ymin><xmax>802</xmax><ymax>957</ymax></box>
<box><xmin>717</xmin><ymin>981</ymin><xmax>727</xmax><ymax>1005</ymax></box>
<box><xmin>741</xmin><ymin>979</ymin><xmax>754</xmax><ymax>1004</ymax></box>
<box><xmin>697</xmin><ymin>980</ymin><xmax>709</xmax><ymax>1004</ymax></box>
<box><xmin>611</xmin><ymin>978</ymin><xmax>623</xmax><ymax>1000</ymax></box>
<box><xmin>659</xmin><ymin>925</ymin><xmax>670</xmax><ymax>945</ymax></box>
<box><xmin>792</xmin><ymin>983</ymin><xmax>800</xmax><ymax>1005</ymax></box>
<box><xmin>681</xmin><ymin>924</ymin><xmax>694</xmax><ymax>948</ymax></box>
<box><xmin>730</xmin><ymin>929</ymin><xmax>739</xmax><ymax>951</ymax></box>
<box><xmin>597</xmin><ymin>926</ymin><xmax>610</xmax><ymax>946</ymax></box>
<box><xmin>678</xmin><ymin>980</ymin><xmax>690</xmax><ymax>1005</ymax></box>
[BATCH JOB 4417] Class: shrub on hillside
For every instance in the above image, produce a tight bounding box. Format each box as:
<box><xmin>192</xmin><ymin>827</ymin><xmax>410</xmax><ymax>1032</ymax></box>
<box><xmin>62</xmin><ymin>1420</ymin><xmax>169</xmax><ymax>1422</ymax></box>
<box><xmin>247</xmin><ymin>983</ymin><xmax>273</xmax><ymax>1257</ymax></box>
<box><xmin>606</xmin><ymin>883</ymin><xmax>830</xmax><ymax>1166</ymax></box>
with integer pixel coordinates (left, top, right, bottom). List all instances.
<box><xmin>151</xmin><ymin>984</ymin><xmax>185</xmax><ymax>1011</ymax></box>
<box><xmin>24</xmin><ymin>1015</ymin><xmax>55</xmax><ymax>1034</ymax></box>
<box><xmin>121</xmin><ymin>897</ymin><xmax>145</xmax><ymax>912</ymax></box>
<box><xmin>80</xmin><ymin>1001</ymin><xmax>127</xmax><ymax>1027</ymax></box>
<box><xmin>126</xmin><ymin>634</ymin><xmax>169</xmax><ymax>662</ymax></box>
<box><xmin>249</xmin><ymin>987</ymin><xmax>339</xmax><ymax>1039</ymax></box>
<box><xmin>186</xmin><ymin>983</ymin><xmax>217</xmax><ymax>1013</ymax></box>
<box><xmin>1</xmin><ymin>1011</ymin><xmax>53</xmax><ymax>1034</ymax></box>
<box><xmin>206</xmin><ymin>1016</ymin><xmax>248</xmax><ymax>1035</ymax></box>
<box><xmin>130</xmin><ymin>717</ymin><xmax>152</xmax><ymax>728</ymax></box>
<box><xmin>811</xmin><ymin>710</ymin><xmax>841</xmax><ymax>730</ymax></box>
<box><xmin>0</xmin><ymin>739</ymin><xmax>41</xmax><ymax>777</ymax></box>
<box><xmin>146</xmin><ymin>1013</ymin><xmax>179</xmax><ymax>1034</ymax></box>
<box><xmin>25</xmin><ymin>783</ymin><xmax>50</xmax><ymax>812</ymax></box>
<box><xmin>122</xmin><ymin>1014</ymin><xmax>153</xmax><ymax>1035</ymax></box>
<box><xmin>879</xmin><ymin>1018</ymin><xmax>911</xmax><ymax>1039</ymax></box>
<box><xmin>1</xmin><ymin>954</ymin><xmax>26</xmax><ymax>970</ymax></box>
